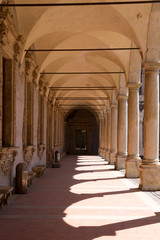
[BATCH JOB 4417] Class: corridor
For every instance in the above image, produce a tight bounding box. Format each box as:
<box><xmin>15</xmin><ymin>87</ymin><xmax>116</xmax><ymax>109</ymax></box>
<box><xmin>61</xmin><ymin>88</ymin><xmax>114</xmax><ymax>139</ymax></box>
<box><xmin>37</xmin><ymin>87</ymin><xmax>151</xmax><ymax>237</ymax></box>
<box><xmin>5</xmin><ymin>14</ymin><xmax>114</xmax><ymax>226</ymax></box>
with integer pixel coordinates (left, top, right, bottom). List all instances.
<box><xmin>0</xmin><ymin>155</ymin><xmax>160</xmax><ymax>240</ymax></box>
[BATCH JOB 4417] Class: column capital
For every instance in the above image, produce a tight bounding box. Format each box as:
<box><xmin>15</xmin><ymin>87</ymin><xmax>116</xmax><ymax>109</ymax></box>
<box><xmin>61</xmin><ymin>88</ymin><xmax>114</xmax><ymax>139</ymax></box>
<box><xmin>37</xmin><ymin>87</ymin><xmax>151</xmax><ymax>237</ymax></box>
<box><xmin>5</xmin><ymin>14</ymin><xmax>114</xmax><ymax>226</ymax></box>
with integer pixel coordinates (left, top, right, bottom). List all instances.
<box><xmin>127</xmin><ymin>83</ymin><xmax>142</xmax><ymax>89</ymax></box>
<box><xmin>111</xmin><ymin>104</ymin><xmax>118</xmax><ymax>109</ymax></box>
<box><xmin>118</xmin><ymin>95</ymin><xmax>128</xmax><ymax>101</ymax></box>
<box><xmin>107</xmin><ymin>109</ymin><xmax>111</xmax><ymax>115</ymax></box>
<box><xmin>143</xmin><ymin>62</ymin><xmax>160</xmax><ymax>72</ymax></box>
<box><xmin>99</xmin><ymin>115</ymin><xmax>104</xmax><ymax>120</ymax></box>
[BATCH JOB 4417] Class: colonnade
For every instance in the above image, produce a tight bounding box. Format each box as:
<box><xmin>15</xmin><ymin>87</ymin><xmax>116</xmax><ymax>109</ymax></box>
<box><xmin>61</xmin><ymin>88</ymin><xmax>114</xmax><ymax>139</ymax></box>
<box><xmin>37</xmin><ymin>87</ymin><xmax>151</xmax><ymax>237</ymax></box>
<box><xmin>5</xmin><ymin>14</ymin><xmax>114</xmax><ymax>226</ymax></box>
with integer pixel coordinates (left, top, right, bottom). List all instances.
<box><xmin>99</xmin><ymin>64</ymin><xmax>160</xmax><ymax>190</ymax></box>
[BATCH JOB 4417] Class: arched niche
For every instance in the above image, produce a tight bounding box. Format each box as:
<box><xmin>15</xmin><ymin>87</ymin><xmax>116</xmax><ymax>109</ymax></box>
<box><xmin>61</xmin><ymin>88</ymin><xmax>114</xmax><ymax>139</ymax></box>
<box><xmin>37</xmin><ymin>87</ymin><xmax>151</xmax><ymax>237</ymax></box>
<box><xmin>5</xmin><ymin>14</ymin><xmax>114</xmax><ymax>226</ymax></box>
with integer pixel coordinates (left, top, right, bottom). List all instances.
<box><xmin>65</xmin><ymin>109</ymin><xmax>99</xmax><ymax>155</ymax></box>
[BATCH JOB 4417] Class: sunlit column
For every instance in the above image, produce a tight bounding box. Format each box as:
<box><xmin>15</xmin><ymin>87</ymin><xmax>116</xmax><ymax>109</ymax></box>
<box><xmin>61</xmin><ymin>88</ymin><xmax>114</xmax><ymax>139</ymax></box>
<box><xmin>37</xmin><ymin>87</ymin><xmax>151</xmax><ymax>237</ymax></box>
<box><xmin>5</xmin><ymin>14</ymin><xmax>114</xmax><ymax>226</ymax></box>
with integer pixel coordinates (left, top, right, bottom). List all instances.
<box><xmin>109</xmin><ymin>104</ymin><xmax>117</xmax><ymax>165</ymax></box>
<box><xmin>104</xmin><ymin>114</ymin><xmax>108</xmax><ymax>161</ymax></box>
<box><xmin>125</xmin><ymin>84</ymin><xmax>141</xmax><ymax>177</ymax></box>
<box><xmin>139</xmin><ymin>63</ymin><xmax>160</xmax><ymax>190</ymax></box>
<box><xmin>102</xmin><ymin>116</ymin><xmax>106</xmax><ymax>159</ymax></box>
<box><xmin>105</xmin><ymin>110</ymin><xmax>111</xmax><ymax>161</ymax></box>
<box><xmin>116</xmin><ymin>95</ymin><xmax>128</xmax><ymax>170</ymax></box>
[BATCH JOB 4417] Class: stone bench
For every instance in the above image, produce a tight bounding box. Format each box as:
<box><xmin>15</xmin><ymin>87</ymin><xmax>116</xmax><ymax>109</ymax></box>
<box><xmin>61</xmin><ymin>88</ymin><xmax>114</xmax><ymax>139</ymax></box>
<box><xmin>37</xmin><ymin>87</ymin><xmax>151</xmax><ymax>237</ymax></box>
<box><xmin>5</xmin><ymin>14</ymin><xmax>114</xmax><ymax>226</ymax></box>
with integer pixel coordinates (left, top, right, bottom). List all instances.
<box><xmin>0</xmin><ymin>186</ymin><xmax>14</xmax><ymax>206</ymax></box>
<box><xmin>32</xmin><ymin>165</ymin><xmax>46</xmax><ymax>178</ymax></box>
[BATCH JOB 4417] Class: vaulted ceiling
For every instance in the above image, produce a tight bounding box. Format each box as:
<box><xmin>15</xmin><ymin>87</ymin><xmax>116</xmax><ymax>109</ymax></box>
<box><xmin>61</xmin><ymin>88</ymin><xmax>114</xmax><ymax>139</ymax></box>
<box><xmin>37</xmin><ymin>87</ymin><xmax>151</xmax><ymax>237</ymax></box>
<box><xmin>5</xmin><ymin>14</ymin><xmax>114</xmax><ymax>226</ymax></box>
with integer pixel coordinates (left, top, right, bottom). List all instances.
<box><xmin>11</xmin><ymin>0</ymin><xmax>152</xmax><ymax>117</ymax></box>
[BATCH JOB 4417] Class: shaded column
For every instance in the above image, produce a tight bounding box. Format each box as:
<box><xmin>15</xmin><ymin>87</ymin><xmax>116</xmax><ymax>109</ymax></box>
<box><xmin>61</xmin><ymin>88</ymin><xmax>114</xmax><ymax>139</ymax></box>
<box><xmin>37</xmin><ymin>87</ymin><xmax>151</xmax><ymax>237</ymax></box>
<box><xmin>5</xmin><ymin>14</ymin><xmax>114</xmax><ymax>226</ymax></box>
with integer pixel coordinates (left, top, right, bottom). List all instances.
<box><xmin>139</xmin><ymin>63</ymin><xmax>160</xmax><ymax>190</ymax></box>
<box><xmin>110</xmin><ymin>104</ymin><xmax>117</xmax><ymax>165</ymax></box>
<box><xmin>116</xmin><ymin>95</ymin><xmax>127</xmax><ymax>170</ymax></box>
<box><xmin>126</xmin><ymin>84</ymin><xmax>141</xmax><ymax>177</ymax></box>
<box><xmin>102</xmin><ymin>114</ymin><xmax>106</xmax><ymax>159</ymax></box>
<box><xmin>105</xmin><ymin>110</ymin><xmax>111</xmax><ymax>161</ymax></box>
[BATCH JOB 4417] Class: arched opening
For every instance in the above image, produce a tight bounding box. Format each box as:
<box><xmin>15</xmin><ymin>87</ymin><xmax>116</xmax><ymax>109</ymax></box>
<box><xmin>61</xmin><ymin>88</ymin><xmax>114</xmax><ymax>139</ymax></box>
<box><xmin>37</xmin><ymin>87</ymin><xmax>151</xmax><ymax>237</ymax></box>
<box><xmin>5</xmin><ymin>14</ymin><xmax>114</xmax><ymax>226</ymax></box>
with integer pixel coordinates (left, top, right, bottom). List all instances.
<box><xmin>65</xmin><ymin>109</ymin><xmax>99</xmax><ymax>155</ymax></box>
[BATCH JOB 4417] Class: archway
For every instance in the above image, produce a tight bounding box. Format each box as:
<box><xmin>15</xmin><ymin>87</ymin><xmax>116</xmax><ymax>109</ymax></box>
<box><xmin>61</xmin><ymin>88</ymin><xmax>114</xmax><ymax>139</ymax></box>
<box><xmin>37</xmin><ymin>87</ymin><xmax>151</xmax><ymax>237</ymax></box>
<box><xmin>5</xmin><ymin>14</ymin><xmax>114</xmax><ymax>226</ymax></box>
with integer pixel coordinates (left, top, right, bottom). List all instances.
<box><xmin>65</xmin><ymin>109</ymin><xmax>99</xmax><ymax>155</ymax></box>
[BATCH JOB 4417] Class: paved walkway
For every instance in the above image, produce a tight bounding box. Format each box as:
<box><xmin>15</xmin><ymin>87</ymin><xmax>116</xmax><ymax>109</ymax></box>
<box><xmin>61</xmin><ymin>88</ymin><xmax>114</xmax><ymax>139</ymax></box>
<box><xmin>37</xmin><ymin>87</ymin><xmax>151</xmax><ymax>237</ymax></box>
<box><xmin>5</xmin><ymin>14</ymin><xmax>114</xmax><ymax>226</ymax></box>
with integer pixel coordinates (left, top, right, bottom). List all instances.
<box><xmin>1</xmin><ymin>155</ymin><xmax>160</xmax><ymax>240</ymax></box>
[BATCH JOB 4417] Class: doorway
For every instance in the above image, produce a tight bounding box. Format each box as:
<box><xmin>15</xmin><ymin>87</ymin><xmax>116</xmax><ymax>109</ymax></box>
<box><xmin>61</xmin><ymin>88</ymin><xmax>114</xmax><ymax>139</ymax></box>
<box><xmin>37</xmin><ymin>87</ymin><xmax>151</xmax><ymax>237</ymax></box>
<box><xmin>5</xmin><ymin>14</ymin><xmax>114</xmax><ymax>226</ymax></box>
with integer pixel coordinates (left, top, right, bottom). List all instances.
<box><xmin>65</xmin><ymin>109</ymin><xmax>99</xmax><ymax>155</ymax></box>
<box><xmin>76</xmin><ymin>129</ymin><xmax>87</xmax><ymax>154</ymax></box>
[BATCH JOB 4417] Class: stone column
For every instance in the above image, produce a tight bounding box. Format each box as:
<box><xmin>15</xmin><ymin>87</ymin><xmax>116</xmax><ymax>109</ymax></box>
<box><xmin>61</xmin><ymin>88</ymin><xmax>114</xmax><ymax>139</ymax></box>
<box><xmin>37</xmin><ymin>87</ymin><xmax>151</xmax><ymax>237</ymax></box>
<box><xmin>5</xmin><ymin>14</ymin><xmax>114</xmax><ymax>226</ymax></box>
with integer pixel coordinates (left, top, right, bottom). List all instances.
<box><xmin>105</xmin><ymin>110</ymin><xmax>111</xmax><ymax>161</ymax></box>
<box><xmin>98</xmin><ymin>119</ymin><xmax>101</xmax><ymax>155</ymax></box>
<box><xmin>116</xmin><ymin>95</ymin><xmax>128</xmax><ymax>170</ymax></box>
<box><xmin>102</xmin><ymin>115</ymin><xmax>106</xmax><ymax>159</ymax></box>
<box><xmin>104</xmin><ymin>114</ymin><xmax>108</xmax><ymax>161</ymax></box>
<box><xmin>139</xmin><ymin>63</ymin><xmax>160</xmax><ymax>190</ymax></box>
<box><xmin>99</xmin><ymin>118</ymin><xmax>103</xmax><ymax>157</ymax></box>
<box><xmin>102</xmin><ymin>116</ymin><xmax>106</xmax><ymax>159</ymax></box>
<box><xmin>63</xmin><ymin>121</ymin><xmax>67</xmax><ymax>153</ymax></box>
<box><xmin>139</xmin><ymin>109</ymin><xmax>144</xmax><ymax>156</ymax></box>
<box><xmin>0</xmin><ymin>46</ymin><xmax>2</xmax><ymax>148</ymax></box>
<box><xmin>110</xmin><ymin>105</ymin><xmax>117</xmax><ymax>165</ymax></box>
<box><xmin>126</xmin><ymin>84</ymin><xmax>141</xmax><ymax>177</ymax></box>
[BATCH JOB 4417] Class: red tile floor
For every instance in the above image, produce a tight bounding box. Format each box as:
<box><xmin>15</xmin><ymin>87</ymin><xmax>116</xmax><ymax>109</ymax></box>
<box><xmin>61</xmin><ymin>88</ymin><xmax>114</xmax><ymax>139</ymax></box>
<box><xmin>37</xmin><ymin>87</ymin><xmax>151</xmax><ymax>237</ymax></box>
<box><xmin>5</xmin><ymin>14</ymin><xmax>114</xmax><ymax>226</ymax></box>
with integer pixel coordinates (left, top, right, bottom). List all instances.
<box><xmin>0</xmin><ymin>155</ymin><xmax>160</xmax><ymax>240</ymax></box>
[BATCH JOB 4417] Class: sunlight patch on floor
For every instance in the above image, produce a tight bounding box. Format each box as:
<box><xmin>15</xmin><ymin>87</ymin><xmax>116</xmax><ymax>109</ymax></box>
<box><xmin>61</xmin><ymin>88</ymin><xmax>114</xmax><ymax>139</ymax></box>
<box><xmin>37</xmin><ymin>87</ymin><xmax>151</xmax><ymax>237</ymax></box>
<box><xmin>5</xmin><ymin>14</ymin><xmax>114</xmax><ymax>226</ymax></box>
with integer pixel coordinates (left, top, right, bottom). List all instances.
<box><xmin>73</xmin><ymin>171</ymin><xmax>116</xmax><ymax>180</ymax></box>
<box><xmin>75</xmin><ymin>165</ymin><xmax>110</xmax><ymax>171</ymax></box>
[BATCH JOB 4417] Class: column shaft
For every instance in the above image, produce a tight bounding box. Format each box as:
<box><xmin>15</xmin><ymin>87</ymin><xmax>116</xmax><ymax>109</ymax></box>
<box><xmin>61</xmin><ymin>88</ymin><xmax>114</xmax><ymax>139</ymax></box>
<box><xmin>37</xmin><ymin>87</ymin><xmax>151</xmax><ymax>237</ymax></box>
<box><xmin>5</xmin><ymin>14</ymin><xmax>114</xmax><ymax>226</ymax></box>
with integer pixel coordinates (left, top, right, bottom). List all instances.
<box><xmin>126</xmin><ymin>84</ymin><xmax>141</xmax><ymax>177</ymax></box>
<box><xmin>98</xmin><ymin>119</ymin><xmax>101</xmax><ymax>155</ymax></box>
<box><xmin>100</xmin><ymin>118</ymin><xmax>103</xmax><ymax>156</ymax></box>
<box><xmin>104</xmin><ymin>114</ymin><xmax>108</xmax><ymax>160</ymax></box>
<box><xmin>102</xmin><ymin>115</ymin><xmax>106</xmax><ymax>159</ymax></box>
<box><xmin>110</xmin><ymin>105</ymin><xmax>117</xmax><ymax>165</ymax></box>
<box><xmin>139</xmin><ymin>64</ymin><xmax>160</xmax><ymax>190</ymax></box>
<box><xmin>116</xmin><ymin>96</ymin><xmax>127</xmax><ymax>170</ymax></box>
<box><xmin>105</xmin><ymin>111</ymin><xmax>111</xmax><ymax>161</ymax></box>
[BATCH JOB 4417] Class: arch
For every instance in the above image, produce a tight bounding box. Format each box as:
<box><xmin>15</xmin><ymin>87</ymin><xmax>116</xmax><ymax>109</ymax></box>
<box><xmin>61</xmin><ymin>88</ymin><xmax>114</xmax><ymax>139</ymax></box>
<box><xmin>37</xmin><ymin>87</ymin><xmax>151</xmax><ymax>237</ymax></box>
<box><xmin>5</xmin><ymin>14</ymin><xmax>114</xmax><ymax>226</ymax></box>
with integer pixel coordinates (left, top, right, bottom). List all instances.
<box><xmin>65</xmin><ymin>109</ymin><xmax>99</xmax><ymax>155</ymax></box>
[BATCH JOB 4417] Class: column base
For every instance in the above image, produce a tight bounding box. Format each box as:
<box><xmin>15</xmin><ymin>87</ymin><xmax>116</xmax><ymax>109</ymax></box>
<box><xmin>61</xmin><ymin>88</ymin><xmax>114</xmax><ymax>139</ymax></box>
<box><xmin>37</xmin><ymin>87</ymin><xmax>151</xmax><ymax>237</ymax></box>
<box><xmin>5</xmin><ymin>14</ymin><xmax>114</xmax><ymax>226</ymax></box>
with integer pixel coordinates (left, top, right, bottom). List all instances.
<box><xmin>99</xmin><ymin>148</ymin><xmax>103</xmax><ymax>157</ymax></box>
<box><xmin>105</xmin><ymin>150</ymin><xmax>110</xmax><ymax>161</ymax></box>
<box><xmin>115</xmin><ymin>154</ymin><xmax>127</xmax><ymax>170</ymax></box>
<box><xmin>109</xmin><ymin>152</ymin><xmax>116</xmax><ymax>165</ymax></box>
<box><xmin>125</xmin><ymin>156</ymin><xmax>141</xmax><ymax>178</ymax></box>
<box><xmin>102</xmin><ymin>148</ymin><xmax>106</xmax><ymax>159</ymax></box>
<box><xmin>98</xmin><ymin>148</ymin><xmax>101</xmax><ymax>155</ymax></box>
<box><xmin>139</xmin><ymin>162</ymin><xmax>160</xmax><ymax>190</ymax></box>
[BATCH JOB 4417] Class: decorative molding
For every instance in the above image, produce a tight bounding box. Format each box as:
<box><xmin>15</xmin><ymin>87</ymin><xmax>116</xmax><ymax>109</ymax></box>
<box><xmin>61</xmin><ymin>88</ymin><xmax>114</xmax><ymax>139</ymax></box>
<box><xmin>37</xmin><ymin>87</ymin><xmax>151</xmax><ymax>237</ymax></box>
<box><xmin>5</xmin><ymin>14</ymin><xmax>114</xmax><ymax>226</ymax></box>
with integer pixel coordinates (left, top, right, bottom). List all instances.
<box><xmin>38</xmin><ymin>144</ymin><xmax>45</xmax><ymax>160</ymax></box>
<box><xmin>0</xmin><ymin>21</ymin><xmax>8</xmax><ymax>45</ymax></box>
<box><xmin>14</xmin><ymin>35</ymin><xmax>24</xmax><ymax>59</ymax></box>
<box><xmin>48</xmin><ymin>90</ymin><xmax>54</xmax><ymax>103</ymax></box>
<box><xmin>0</xmin><ymin>147</ymin><xmax>18</xmax><ymax>175</ymax></box>
<box><xmin>25</xmin><ymin>59</ymin><xmax>31</xmax><ymax>77</ymax></box>
<box><xmin>118</xmin><ymin>94</ymin><xmax>128</xmax><ymax>101</ymax></box>
<box><xmin>143</xmin><ymin>62</ymin><xmax>160</xmax><ymax>72</ymax></box>
<box><xmin>23</xmin><ymin>145</ymin><xmax>35</xmax><ymax>166</ymax></box>
<box><xmin>32</xmin><ymin>66</ymin><xmax>39</xmax><ymax>86</ymax></box>
<box><xmin>127</xmin><ymin>83</ymin><xmax>142</xmax><ymax>89</ymax></box>
<box><xmin>25</xmin><ymin>52</ymin><xmax>39</xmax><ymax>84</ymax></box>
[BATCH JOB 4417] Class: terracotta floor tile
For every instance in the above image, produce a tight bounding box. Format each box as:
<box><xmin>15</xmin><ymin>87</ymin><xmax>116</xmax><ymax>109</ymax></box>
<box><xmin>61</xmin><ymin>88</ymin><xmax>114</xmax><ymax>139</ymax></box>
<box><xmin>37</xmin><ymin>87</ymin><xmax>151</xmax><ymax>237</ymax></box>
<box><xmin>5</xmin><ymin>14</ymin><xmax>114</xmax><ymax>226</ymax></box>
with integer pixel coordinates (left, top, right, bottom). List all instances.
<box><xmin>0</xmin><ymin>155</ymin><xmax>160</xmax><ymax>240</ymax></box>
